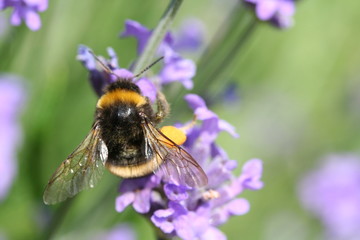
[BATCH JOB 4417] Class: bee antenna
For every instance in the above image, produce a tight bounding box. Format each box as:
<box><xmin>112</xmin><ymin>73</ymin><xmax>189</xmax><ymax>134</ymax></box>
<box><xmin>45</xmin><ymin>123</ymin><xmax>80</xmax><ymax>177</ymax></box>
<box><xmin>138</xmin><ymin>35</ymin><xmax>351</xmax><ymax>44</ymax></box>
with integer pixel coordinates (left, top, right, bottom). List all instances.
<box><xmin>88</xmin><ymin>49</ymin><xmax>122</xmax><ymax>79</ymax></box>
<box><xmin>133</xmin><ymin>56</ymin><xmax>164</xmax><ymax>79</ymax></box>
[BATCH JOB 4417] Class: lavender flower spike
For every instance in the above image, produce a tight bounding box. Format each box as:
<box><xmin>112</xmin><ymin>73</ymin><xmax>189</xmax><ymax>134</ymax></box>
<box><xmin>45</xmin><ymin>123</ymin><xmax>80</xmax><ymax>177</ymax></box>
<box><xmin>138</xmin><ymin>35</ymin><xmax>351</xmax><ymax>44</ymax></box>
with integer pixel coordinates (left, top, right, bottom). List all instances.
<box><xmin>115</xmin><ymin>92</ymin><xmax>262</xmax><ymax>239</ymax></box>
<box><xmin>1</xmin><ymin>0</ymin><xmax>48</xmax><ymax>31</ymax></box>
<box><xmin>120</xmin><ymin>19</ymin><xmax>197</xmax><ymax>89</ymax></box>
<box><xmin>79</xmin><ymin>36</ymin><xmax>262</xmax><ymax>239</ymax></box>
<box><xmin>0</xmin><ymin>75</ymin><xmax>25</xmax><ymax>201</ymax></box>
<box><xmin>299</xmin><ymin>154</ymin><xmax>360</xmax><ymax>240</ymax></box>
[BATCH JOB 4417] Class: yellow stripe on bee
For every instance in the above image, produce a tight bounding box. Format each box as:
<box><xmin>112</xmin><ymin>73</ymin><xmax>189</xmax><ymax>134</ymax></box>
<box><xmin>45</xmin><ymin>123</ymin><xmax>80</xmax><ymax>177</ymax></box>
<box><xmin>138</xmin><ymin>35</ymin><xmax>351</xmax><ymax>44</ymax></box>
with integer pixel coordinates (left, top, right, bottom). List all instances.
<box><xmin>97</xmin><ymin>89</ymin><xmax>146</xmax><ymax>109</ymax></box>
<box><xmin>105</xmin><ymin>159</ymin><xmax>163</xmax><ymax>178</ymax></box>
<box><xmin>159</xmin><ymin>126</ymin><xmax>187</xmax><ymax>146</ymax></box>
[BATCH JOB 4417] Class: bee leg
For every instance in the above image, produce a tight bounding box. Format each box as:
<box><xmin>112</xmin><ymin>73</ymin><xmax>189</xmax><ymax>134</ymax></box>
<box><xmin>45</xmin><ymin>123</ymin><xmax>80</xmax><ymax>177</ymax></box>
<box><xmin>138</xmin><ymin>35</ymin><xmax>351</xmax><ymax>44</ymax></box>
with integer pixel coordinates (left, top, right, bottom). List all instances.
<box><xmin>154</xmin><ymin>91</ymin><xmax>170</xmax><ymax>124</ymax></box>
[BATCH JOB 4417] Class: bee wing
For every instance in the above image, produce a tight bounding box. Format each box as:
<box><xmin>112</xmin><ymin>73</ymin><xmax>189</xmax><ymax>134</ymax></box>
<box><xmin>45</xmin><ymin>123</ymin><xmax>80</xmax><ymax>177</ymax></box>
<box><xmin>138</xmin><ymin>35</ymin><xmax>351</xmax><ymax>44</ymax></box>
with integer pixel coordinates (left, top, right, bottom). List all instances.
<box><xmin>141</xmin><ymin>118</ymin><xmax>208</xmax><ymax>187</ymax></box>
<box><xmin>43</xmin><ymin>122</ymin><xmax>108</xmax><ymax>205</ymax></box>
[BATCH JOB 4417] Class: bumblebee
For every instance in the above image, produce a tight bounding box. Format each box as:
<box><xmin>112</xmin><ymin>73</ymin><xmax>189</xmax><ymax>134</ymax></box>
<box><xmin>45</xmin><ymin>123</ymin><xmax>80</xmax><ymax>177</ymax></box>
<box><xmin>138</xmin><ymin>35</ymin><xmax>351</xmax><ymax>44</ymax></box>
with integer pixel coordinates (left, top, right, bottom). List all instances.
<box><xmin>43</xmin><ymin>74</ymin><xmax>208</xmax><ymax>205</ymax></box>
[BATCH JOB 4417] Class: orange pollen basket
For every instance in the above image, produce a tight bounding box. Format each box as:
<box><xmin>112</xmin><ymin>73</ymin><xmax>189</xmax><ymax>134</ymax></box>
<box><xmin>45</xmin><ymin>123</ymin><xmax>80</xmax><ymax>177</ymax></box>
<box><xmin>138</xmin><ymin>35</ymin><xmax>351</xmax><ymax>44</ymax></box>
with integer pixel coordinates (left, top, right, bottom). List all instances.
<box><xmin>159</xmin><ymin>126</ymin><xmax>187</xmax><ymax>146</ymax></box>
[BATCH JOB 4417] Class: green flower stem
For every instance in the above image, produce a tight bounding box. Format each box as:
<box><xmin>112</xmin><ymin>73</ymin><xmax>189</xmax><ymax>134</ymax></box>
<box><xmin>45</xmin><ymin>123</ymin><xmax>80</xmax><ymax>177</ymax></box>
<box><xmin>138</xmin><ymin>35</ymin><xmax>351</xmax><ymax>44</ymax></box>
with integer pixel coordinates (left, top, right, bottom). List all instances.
<box><xmin>196</xmin><ymin>3</ymin><xmax>246</xmax><ymax>75</ymax></box>
<box><xmin>200</xmin><ymin>18</ymin><xmax>257</xmax><ymax>97</ymax></box>
<box><xmin>133</xmin><ymin>0</ymin><xmax>183</xmax><ymax>74</ymax></box>
<box><xmin>193</xmin><ymin>3</ymin><xmax>257</xmax><ymax>96</ymax></box>
<box><xmin>168</xmin><ymin>3</ymin><xmax>256</xmax><ymax>107</ymax></box>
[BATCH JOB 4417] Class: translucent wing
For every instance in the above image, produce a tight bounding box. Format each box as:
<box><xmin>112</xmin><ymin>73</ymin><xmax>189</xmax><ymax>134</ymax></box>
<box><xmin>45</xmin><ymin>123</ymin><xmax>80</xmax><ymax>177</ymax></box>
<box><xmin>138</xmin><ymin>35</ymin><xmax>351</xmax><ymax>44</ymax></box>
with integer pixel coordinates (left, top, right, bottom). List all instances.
<box><xmin>43</xmin><ymin>122</ymin><xmax>108</xmax><ymax>205</ymax></box>
<box><xmin>141</xmin><ymin>116</ymin><xmax>208</xmax><ymax>187</ymax></box>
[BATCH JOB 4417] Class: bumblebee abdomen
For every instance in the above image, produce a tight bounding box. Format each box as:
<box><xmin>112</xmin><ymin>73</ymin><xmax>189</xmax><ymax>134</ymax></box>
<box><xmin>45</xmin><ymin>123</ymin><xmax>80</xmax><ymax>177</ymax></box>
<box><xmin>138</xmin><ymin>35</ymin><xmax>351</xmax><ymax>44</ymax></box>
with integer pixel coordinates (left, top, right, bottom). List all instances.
<box><xmin>104</xmin><ymin>137</ymin><xmax>160</xmax><ymax>178</ymax></box>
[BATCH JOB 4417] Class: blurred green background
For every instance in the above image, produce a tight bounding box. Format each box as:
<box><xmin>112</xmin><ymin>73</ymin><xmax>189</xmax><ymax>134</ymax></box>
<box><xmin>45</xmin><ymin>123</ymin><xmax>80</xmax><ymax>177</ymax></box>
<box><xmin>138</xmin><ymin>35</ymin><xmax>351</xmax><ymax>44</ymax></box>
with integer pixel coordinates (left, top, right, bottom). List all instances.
<box><xmin>1</xmin><ymin>0</ymin><xmax>360</xmax><ymax>239</ymax></box>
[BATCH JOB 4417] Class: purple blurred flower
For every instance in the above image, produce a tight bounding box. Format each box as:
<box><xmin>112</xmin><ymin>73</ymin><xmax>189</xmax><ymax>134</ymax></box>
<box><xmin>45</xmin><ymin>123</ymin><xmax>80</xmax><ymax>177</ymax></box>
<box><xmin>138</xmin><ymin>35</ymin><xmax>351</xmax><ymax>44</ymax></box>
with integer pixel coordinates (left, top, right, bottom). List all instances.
<box><xmin>0</xmin><ymin>75</ymin><xmax>25</xmax><ymax>201</ymax></box>
<box><xmin>173</xmin><ymin>18</ymin><xmax>205</xmax><ymax>52</ymax></box>
<box><xmin>103</xmin><ymin>224</ymin><xmax>137</xmax><ymax>240</ymax></box>
<box><xmin>0</xmin><ymin>0</ymin><xmax>48</xmax><ymax>31</ymax></box>
<box><xmin>245</xmin><ymin>0</ymin><xmax>295</xmax><ymax>29</ymax></box>
<box><xmin>299</xmin><ymin>154</ymin><xmax>360</xmax><ymax>240</ymax></box>
<box><xmin>116</xmin><ymin>93</ymin><xmax>263</xmax><ymax>239</ymax></box>
<box><xmin>120</xmin><ymin>19</ymin><xmax>198</xmax><ymax>89</ymax></box>
<box><xmin>91</xmin><ymin>224</ymin><xmax>137</xmax><ymax>240</ymax></box>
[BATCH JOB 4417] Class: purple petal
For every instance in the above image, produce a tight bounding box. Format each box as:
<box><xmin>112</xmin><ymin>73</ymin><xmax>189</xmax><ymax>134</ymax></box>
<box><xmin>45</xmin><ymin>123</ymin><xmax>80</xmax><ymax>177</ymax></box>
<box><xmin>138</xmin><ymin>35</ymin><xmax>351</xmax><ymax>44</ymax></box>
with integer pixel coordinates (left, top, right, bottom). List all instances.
<box><xmin>218</xmin><ymin>119</ymin><xmax>239</xmax><ymax>138</ymax></box>
<box><xmin>256</xmin><ymin>0</ymin><xmax>279</xmax><ymax>20</ymax></box>
<box><xmin>112</xmin><ymin>69</ymin><xmax>134</xmax><ymax>81</ymax></box>
<box><xmin>10</xmin><ymin>9</ymin><xmax>22</xmax><ymax>26</ymax></box>
<box><xmin>154</xmin><ymin>208</ymin><xmax>175</xmax><ymax>218</ymax></box>
<box><xmin>201</xmin><ymin>227</ymin><xmax>226</xmax><ymax>240</ymax></box>
<box><xmin>210</xmin><ymin>198</ymin><xmax>249</xmax><ymax>225</ymax></box>
<box><xmin>120</xmin><ymin>19</ymin><xmax>151</xmax><ymax>55</ymax></box>
<box><xmin>164</xmin><ymin>183</ymin><xmax>189</xmax><ymax>201</ymax></box>
<box><xmin>133</xmin><ymin>188</ymin><xmax>151</xmax><ymax>213</ymax></box>
<box><xmin>225</xmin><ymin>159</ymin><xmax>238</xmax><ymax>171</ymax></box>
<box><xmin>77</xmin><ymin>45</ymin><xmax>96</xmax><ymax>70</ymax></box>
<box><xmin>25</xmin><ymin>9</ymin><xmax>41</xmax><ymax>31</ymax></box>
<box><xmin>151</xmin><ymin>208</ymin><xmax>176</xmax><ymax>234</ymax></box>
<box><xmin>194</xmin><ymin>108</ymin><xmax>217</xmax><ymax>121</ymax></box>
<box><xmin>160</xmin><ymin>50</ymin><xmax>195</xmax><ymax>89</ymax></box>
<box><xmin>278</xmin><ymin>0</ymin><xmax>295</xmax><ymax>16</ymax></box>
<box><xmin>240</xmin><ymin>158</ymin><xmax>264</xmax><ymax>190</ymax></box>
<box><xmin>159</xmin><ymin>221</ymin><xmax>175</xmax><ymax>234</ymax></box>
<box><xmin>115</xmin><ymin>192</ymin><xmax>135</xmax><ymax>213</ymax></box>
<box><xmin>106</xmin><ymin>47</ymin><xmax>119</xmax><ymax>69</ymax></box>
<box><xmin>184</xmin><ymin>94</ymin><xmax>207</xmax><ymax>110</ymax></box>
<box><xmin>35</xmin><ymin>0</ymin><xmax>48</xmax><ymax>12</ymax></box>
<box><xmin>174</xmin><ymin>212</ymin><xmax>212</xmax><ymax>240</ymax></box>
<box><xmin>199</xmin><ymin>118</ymin><xmax>220</xmax><ymax>143</ymax></box>
<box><xmin>206</xmin><ymin>156</ymin><xmax>234</xmax><ymax>188</ymax></box>
<box><xmin>136</xmin><ymin>78</ymin><xmax>157</xmax><ymax>103</ymax></box>
<box><xmin>169</xmin><ymin>201</ymin><xmax>188</xmax><ymax>216</ymax></box>
<box><xmin>151</xmin><ymin>214</ymin><xmax>175</xmax><ymax>234</ymax></box>
<box><xmin>225</xmin><ymin>198</ymin><xmax>250</xmax><ymax>215</ymax></box>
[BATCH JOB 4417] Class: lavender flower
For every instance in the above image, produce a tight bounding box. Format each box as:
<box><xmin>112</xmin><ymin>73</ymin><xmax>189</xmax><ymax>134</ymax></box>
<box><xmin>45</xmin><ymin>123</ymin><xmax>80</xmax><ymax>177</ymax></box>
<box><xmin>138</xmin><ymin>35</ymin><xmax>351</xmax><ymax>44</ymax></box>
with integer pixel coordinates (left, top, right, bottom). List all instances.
<box><xmin>120</xmin><ymin>19</ymin><xmax>197</xmax><ymax>89</ymax></box>
<box><xmin>244</xmin><ymin>0</ymin><xmax>296</xmax><ymax>29</ymax></box>
<box><xmin>0</xmin><ymin>0</ymin><xmax>48</xmax><ymax>31</ymax></box>
<box><xmin>115</xmin><ymin>93</ymin><xmax>263</xmax><ymax>239</ymax></box>
<box><xmin>77</xmin><ymin>45</ymin><xmax>134</xmax><ymax>96</ymax></box>
<box><xmin>79</xmin><ymin>20</ymin><xmax>263</xmax><ymax>239</ymax></box>
<box><xmin>0</xmin><ymin>75</ymin><xmax>25</xmax><ymax>201</ymax></box>
<box><xmin>298</xmin><ymin>154</ymin><xmax>360</xmax><ymax>240</ymax></box>
<box><xmin>77</xmin><ymin>45</ymin><xmax>157</xmax><ymax>102</ymax></box>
